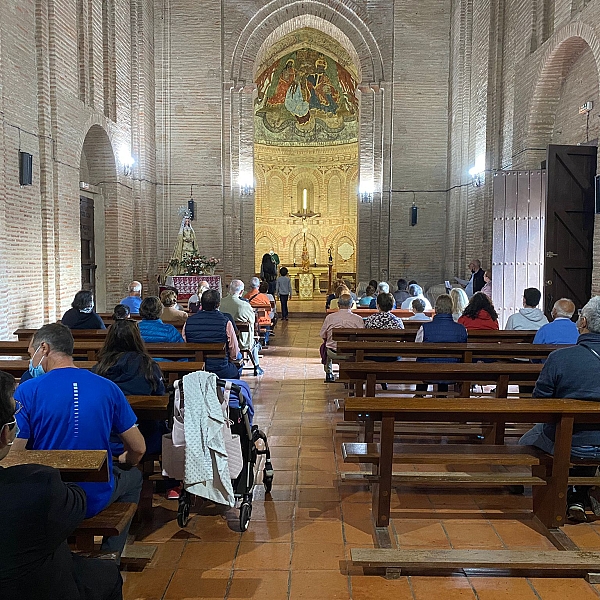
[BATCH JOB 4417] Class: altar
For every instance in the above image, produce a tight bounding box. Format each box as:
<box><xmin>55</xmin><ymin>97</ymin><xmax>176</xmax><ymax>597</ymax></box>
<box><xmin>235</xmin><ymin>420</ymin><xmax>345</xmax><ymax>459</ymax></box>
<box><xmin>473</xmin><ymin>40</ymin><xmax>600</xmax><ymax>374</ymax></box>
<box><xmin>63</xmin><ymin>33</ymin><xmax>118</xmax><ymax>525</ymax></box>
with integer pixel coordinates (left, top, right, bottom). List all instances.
<box><xmin>165</xmin><ymin>275</ymin><xmax>222</xmax><ymax>300</ymax></box>
<box><xmin>285</xmin><ymin>265</ymin><xmax>330</xmax><ymax>297</ymax></box>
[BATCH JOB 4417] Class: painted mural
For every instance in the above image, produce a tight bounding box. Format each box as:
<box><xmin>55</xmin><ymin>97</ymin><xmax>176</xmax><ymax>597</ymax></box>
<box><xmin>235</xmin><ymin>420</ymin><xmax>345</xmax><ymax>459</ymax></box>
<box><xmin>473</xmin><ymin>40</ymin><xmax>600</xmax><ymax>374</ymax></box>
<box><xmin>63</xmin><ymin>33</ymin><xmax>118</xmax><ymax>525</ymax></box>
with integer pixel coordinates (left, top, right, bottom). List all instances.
<box><xmin>255</xmin><ymin>48</ymin><xmax>359</xmax><ymax>146</ymax></box>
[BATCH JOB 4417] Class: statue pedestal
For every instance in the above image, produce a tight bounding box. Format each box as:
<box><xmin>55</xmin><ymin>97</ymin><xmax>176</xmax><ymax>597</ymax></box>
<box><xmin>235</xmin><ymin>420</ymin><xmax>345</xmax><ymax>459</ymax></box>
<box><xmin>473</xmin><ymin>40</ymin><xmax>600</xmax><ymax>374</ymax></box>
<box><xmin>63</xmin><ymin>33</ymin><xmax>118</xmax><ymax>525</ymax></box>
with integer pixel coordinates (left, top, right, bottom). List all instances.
<box><xmin>299</xmin><ymin>273</ymin><xmax>314</xmax><ymax>299</ymax></box>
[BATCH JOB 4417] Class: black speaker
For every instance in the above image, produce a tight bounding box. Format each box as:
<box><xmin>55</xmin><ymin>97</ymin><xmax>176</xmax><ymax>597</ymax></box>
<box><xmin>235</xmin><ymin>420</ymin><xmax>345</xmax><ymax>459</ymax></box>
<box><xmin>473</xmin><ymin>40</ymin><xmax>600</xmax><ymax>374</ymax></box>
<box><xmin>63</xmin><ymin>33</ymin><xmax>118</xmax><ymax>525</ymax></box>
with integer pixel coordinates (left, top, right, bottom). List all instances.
<box><xmin>19</xmin><ymin>152</ymin><xmax>32</xmax><ymax>186</ymax></box>
<box><xmin>596</xmin><ymin>175</ymin><xmax>600</xmax><ymax>214</ymax></box>
<box><xmin>410</xmin><ymin>204</ymin><xmax>418</xmax><ymax>226</ymax></box>
<box><xmin>187</xmin><ymin>199</ymin><xmax>195</xmax><ymax>220</ymax></box>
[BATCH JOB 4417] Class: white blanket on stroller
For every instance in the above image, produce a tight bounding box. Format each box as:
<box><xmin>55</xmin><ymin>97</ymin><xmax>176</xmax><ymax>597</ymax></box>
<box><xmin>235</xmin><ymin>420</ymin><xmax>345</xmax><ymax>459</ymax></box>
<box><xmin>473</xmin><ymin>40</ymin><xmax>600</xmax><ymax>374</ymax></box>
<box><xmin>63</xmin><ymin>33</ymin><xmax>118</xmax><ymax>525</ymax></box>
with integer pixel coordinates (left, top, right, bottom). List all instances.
<box><xmin>183</xmin><ymin>371</ymin><xmax>235</xmax><ymax>506</ymax></box>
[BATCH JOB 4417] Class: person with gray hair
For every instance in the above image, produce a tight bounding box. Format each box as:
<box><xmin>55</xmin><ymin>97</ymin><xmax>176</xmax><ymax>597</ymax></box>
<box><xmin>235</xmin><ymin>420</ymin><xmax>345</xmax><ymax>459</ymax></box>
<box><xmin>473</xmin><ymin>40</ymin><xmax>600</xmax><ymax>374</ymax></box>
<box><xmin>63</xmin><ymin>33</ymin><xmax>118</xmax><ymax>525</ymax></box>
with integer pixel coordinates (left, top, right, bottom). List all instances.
<box><xmin>220</xmin><ymin>279</ymin><xmax>264</xmax><ymax>375</ymax></box>
<box><xmin>519</xmin><ymin>295</ymin><xmax>600</xmax><ymax>522</ymax></box>
<box><xmin>320</xmin><ymin>293</ymin><xmax>364</xmax><ymax>382</ymax></box>
<box><xmin>120</xmin><ymin>280</ymin><xmax>143</xmax><ymax>314</ymax></box>
<box><xmin>368</xmin><ymin>282</ymin><xmax>395</xmax><ymax>309</ymax></box>
<box><xmin>400</xmin><ymin>283</ymin><xmax>432</xmax><ymax>311</ymax></box>
<box><xmin>13</xmin><ymin>323</ymin><xmax>146</xmax><ymax>555</ymax></box>
<box><xmin>455</xmin><ymin>259</ymin><xmax>485</xmax><ymax>298</ymax></box>
<box><xmin>533</xmin><ymin>298</ymin><xmax>579</xmax><ymax>345</ymax></box>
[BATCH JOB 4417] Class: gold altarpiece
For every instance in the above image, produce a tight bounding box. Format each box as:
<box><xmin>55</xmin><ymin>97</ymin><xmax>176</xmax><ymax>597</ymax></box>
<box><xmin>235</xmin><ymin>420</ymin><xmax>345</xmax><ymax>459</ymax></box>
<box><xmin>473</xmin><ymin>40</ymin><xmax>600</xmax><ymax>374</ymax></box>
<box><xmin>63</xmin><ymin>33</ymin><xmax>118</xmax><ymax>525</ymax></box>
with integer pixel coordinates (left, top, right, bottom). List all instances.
<box><xmin>254</xmin><ymin>142</ymin><xmax>358</xmax><ymax>276</ymax></box>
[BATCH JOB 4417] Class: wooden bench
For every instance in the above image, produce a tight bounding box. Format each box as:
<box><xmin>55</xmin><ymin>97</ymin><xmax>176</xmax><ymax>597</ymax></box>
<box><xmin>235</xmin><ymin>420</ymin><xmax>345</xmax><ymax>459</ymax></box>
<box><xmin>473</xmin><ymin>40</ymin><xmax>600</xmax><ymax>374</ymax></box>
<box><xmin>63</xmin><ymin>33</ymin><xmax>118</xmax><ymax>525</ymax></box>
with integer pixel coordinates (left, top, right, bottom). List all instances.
<box><xmin>350</xmin><ymin>548</ymin><xmax>600</xmax><ymax>579</ymax></box>
<box><xmin>71</xmin><ymin>502</ymin><xmax>138</xmax><ymax>552</ymax></box>
<box><xmin>335</xmin><ymin>341</ymin><xmax>564</xmax><ymax>363</ymax></box>
<box><xmin>326</xmin><ymin>308</ymin><xmax>435</xmax><ymax>318</ymax></box>
<box><xmin>0</xmin><ymin>359</ymin><xmax>204</xmax><ymax>384</ymax></box>
<box><xmin>0</xmin><ymin>340</ymin><xmax>225</xmax><ymax>363</ymax></box>
<box><xmin>332</xmin><ymin>328</ymin><xmax>537</xmax><ymax>344</ymax></box>
<box><xmin>338</xmin><ymin>361</ymin><xmax>543</xmax><ymax>398</ymax></box>
<box><xmin>2</xmin><ymin>449</ymin><xmax>109</xmax><ymax>482</ymax></box>
<box><xmin>344</xmin><ymin>396</ymin><xmax>600</xmax><ymax>530</ymax></box>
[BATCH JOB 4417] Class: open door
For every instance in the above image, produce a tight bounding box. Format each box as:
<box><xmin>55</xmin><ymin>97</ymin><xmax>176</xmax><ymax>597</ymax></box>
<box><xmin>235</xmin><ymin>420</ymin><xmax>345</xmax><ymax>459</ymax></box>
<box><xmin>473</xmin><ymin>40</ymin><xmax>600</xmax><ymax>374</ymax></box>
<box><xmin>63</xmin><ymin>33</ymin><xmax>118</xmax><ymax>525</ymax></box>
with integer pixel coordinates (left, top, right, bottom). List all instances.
<box><xmin>544</xmin><ymin>144</ymin><xmax>596</xmax><ymax>316</ymax></box>
<box><xmin>80</xmin><ymin>196</ymin><xmax>96</xmax><ymax>296</ymax></box>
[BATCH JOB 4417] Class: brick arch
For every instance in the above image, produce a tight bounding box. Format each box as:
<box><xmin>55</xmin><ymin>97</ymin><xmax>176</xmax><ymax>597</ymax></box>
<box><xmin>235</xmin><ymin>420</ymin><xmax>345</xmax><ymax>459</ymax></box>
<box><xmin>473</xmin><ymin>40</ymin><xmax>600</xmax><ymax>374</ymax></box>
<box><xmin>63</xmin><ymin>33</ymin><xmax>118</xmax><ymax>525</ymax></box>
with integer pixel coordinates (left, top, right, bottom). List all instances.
<box><xmin>79</xmin><ymin>124</ymin><xmax>117</xmax><ymax>184</ymax></box>
<box><xmin>229</xmin><ymin>0</ymin><xmax>384</xmax><ymax>86</ymax></box>
<box><xmin>526</xmin><ymin>23</ymin><xmax>600</xmax><ymax>152</ymax></box>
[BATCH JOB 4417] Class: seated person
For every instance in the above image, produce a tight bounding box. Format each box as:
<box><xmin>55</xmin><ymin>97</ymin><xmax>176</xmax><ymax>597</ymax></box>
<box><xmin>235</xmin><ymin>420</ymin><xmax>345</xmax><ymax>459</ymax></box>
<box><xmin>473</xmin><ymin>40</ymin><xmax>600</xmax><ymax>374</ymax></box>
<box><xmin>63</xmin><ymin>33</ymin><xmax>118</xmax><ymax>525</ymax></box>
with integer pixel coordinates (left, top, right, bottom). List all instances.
<box><xmin>160</xmin><ymin>289</ymin><xmax>188</xmax><ymax>326</ymax></box>
<box><xmin>120</xmin><ymin>281</ymin><xmax>143</xmax><ymax>314</ymax></box>
<box><xmin>187</xmin><ymin>280</ymin><xmax>210</xmax><ymax>314</ymax></box>
<box><xmin>359</xmin><ymin>285</ymin><xmax>376</xmax><ymax>307</ymax></box>
<box><xmin>183</xmin><ymin>289</ymin><xmax>243</xmax><ymax>379</ymax></box>
<box><xmin>320</xmin><ymin>294</ymin><xmax>364</xmax><ymax>383</ymax></box>
<box><xmin>458</xmin><ymin>291</ymin><xmax>500</xmax><ymax>331</ymax></box>
<box><xmin>325</xmin><ymin>279</ymin><xmax>347</xmax><ymax>310</ymax></box>
<box><xmin>138</xmin><ymin>296</ymin><xmax>185</xmax><ymax>344</ymax></box>
<box><xmin>408</xmin><ymin>298</ymin><xmax>431</xmax><ymax>321</ymax></box>
<box><xmin>220</xmin><ymin>280</ymin><xmax>263</xmax><ymax>374</ymax></box>
<box><xmin>364</xmin><ymin>293</ymin><xmax>404</xmax><ymax>329</ymax></box>
<box><xmin>61</xmin><ymin>290</ymin><xmax>106</xmax><ymax>330</ymax></box>
<box><xmin>368</xmin><ymin>282</ymin><xmax>397</xmax><ymax>309</ymax></box>
<box><xmin>393</xmin><ymin>278</ymin><xmax>411</xmax><ymax>306</ymax></box>
<box><xmin>14</xmin><ymin>323</ymin><xmax>146</xmax><ymax>556</ymax></box>
<box><xmin>330</xmin><ymin>285</ymin><xmax>357</xmax><ymax>310</ymax></box>
<box><xmin>533</xmin><ymin>298</ymin><xmax>579</xmax><ymax>345</ymax></box>
<box><xmin>450</xmin><ymin>287</ymin><xmax>469</xmax><ymax>322</ymax></box>
<box><xmin>415</xmin><ymin>294</ymin><xmax>468</xmax><ymax>395</ymax></box>
<box><xmin>505</xmin><ymin>287</ymin><xmax>549</xmax><ymax>331</ymax></box>
<box><xmin>244</xmin><ymin>276</ymin><xmax>271</xmax><ymax>307</ymax></box>
<box><xmin>0</xmin><ymin>370</ymin><xmax>123</xmax><ymax>600</ymax></box>
<box><xmin>400</xmin><ymin>283</ymin><xmax>432</xmax><ymax>311</ymax></box>
<box><xmin>260</xmin><ymin>281</ymin><xmax>277</xmax><ymax>321</ymax></box>
<box><xmin>112</xmin><ymin>303</ymin><xmax>131</xmax><ymax>320</ymax></box>
<box><xmin>93</xmin><ymin>319</ymin><xmax>166</xmax><ymax>455</ymax></box>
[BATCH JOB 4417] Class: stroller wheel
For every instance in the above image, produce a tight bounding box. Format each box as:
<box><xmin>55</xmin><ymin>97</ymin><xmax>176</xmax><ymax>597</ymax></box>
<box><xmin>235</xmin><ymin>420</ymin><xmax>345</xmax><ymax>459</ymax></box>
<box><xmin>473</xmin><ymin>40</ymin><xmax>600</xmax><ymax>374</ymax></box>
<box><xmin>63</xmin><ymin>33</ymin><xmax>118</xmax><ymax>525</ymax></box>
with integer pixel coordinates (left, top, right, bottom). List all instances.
<box><xmin>240</xmin><ymin>502</ymin><xmax>252</xmax><ymax>531</ymax></box>
<box><xmin>177</xmin><ymin>491</ymin><xmax>191</xmax><ymax>528</ymax></box>
<box><xmin>263</xmin><ymin>475</ymin><xmax>273</xmax><ymax>494</ymax></box>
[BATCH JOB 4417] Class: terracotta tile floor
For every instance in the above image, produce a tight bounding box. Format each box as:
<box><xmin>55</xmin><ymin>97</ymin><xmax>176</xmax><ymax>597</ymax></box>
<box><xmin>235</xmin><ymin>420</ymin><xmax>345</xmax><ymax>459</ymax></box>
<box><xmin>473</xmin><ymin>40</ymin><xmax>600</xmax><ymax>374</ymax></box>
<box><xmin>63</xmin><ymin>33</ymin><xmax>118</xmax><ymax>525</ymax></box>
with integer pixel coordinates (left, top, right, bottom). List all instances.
<box><xmin>124</xmin><ymin>316</ymin><xmax>600</xmax><ymax>599</ymax></box>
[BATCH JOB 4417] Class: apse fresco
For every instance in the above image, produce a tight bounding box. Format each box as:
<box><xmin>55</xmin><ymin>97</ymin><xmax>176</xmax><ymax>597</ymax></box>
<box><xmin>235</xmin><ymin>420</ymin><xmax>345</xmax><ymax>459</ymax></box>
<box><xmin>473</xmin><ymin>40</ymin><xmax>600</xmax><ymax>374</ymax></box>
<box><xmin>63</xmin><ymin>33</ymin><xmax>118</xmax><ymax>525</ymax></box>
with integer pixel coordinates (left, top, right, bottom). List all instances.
<box><xmin>255</xmin><ymin>48</ymin><xmax>359</xmax><ymax>146</ymax></box>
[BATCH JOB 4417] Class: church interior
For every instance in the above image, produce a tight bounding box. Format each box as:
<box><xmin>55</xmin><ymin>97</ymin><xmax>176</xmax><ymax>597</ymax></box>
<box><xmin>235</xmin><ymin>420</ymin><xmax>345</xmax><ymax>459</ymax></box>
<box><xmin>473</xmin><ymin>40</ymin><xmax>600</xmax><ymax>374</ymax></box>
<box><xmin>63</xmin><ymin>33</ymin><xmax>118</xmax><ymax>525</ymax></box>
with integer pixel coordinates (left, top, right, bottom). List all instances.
<box><xmin>5</xmin><ymin>0</ymin><xmax>600</xmax><ymax>598</ymax></box>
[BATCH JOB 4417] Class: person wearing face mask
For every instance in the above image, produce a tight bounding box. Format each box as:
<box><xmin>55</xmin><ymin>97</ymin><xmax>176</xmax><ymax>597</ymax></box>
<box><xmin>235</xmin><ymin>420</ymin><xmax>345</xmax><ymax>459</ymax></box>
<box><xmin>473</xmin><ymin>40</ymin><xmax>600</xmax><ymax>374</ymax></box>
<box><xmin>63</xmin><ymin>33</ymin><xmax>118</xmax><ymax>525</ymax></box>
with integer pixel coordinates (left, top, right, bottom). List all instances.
<box><xmin>61</xmin><ymin>290</ymin><xmax>106</xmax><ymax>330</ymax></box>
<box><xmin>13</xmin><ymin>323</ymin><xmax>146</xmax><ymax>557</ymax></box>
<box><xmin>518</xmin><ymin>295</ymin><xmax>600</xmax><ymax>523</ymax></box>
<box><xmin>0</xmin><ymin>370</ymin><xmax>123</xmax><ymax>600</ymax></box>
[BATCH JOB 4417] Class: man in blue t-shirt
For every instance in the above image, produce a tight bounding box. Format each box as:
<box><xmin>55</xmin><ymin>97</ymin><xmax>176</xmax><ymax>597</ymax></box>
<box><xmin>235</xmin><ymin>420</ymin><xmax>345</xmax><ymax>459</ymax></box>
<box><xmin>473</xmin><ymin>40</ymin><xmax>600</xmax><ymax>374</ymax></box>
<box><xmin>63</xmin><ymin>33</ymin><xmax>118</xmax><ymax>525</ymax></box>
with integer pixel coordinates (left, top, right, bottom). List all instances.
<box><xmin>120</xmin><ymin>280</ymin><xmax>143</xmax><ymax>314</ymax></box>
<box><xmin>14</xmin><ymin>323</ymin><xmax>146</xmax><ymax>557</ymax></box>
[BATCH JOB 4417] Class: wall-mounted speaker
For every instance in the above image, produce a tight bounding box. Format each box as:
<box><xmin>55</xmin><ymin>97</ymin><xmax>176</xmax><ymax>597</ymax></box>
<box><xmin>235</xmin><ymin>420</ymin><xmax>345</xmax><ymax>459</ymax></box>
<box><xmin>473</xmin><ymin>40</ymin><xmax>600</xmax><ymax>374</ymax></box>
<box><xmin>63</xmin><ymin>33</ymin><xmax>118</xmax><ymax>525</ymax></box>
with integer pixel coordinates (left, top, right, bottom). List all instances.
<box><xmin>410</xmin><ymin>204</ymin><xmax>418</xmax><ymax>226</ymax></box>
<box><xmin>187</xmin><ymin>199</ymin><xmax>195</xmax><ymax>220</ymax></box>
<box><xmin>19</xmin><ymin>152</ymin><xmax>33</xmax><ymax>186</ymax></box>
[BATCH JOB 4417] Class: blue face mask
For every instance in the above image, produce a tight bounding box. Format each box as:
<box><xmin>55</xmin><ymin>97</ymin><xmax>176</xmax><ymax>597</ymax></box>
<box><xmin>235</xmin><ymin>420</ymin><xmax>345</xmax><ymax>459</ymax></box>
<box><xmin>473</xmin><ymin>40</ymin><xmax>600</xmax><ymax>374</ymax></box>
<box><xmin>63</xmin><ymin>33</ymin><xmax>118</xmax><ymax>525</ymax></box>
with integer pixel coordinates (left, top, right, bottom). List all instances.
<box><xmin>28</xmin><ymin>346</ymin><xmax>45</xmax><ymax>378</ymax></box>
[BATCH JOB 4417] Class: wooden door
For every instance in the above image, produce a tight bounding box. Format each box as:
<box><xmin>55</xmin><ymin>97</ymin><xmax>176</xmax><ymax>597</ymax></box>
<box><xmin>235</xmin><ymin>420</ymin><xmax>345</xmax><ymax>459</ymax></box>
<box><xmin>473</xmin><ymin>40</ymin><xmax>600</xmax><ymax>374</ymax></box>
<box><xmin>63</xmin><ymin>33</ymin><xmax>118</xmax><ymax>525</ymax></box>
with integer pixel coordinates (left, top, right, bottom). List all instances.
<box><xmin>80</xmin><ymin>196</ymin><xmax>96</xmax><ymax>295</ymax></box>
<box><xmin>544</xmin><ymin>145</ymin><xmax>596</xmax><ymax>316</ymax></box>
<box><xmin>492</xmin><ymin>171</ymin><xmax>546</xmax><ymax>328</ymax></box>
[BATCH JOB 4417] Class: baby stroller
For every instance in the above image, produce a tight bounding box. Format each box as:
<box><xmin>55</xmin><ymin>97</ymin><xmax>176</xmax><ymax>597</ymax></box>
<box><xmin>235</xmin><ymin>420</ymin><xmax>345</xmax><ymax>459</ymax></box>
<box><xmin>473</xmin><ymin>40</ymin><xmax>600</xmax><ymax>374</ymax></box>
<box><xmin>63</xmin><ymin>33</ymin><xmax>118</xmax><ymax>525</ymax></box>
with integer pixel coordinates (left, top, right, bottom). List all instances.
<box><xmin>168</xmin><ymin>377</ymin><xmax>273</xmax><ymax>532</ymax></box>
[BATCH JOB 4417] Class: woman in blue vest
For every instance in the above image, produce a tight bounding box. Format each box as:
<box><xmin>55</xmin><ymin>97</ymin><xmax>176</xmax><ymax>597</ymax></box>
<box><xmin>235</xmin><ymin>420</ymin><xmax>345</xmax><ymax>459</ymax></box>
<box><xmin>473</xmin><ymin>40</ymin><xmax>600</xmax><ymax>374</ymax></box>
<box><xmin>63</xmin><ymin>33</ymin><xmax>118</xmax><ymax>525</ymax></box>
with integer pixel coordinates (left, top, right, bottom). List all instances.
<box><xmin>414</xmin><ymin>294</ymin><xmax>467</xmax><ymax>395</ymax></box>
<box><xmin>182</xmin><ymin>289</ymin><xmax>242</xmax><ymax>379</ymax></box>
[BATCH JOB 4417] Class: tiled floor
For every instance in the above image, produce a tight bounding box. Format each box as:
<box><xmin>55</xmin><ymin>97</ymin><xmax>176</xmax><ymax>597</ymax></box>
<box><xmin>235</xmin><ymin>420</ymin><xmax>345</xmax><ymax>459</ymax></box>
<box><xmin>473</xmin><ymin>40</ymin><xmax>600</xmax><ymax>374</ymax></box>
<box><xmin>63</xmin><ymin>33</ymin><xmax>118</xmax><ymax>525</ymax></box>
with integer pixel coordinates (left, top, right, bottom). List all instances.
<box><xmin>124</xmin><ymin>316</ymin><xmax>600</xmax><ymax>599</ymax></box>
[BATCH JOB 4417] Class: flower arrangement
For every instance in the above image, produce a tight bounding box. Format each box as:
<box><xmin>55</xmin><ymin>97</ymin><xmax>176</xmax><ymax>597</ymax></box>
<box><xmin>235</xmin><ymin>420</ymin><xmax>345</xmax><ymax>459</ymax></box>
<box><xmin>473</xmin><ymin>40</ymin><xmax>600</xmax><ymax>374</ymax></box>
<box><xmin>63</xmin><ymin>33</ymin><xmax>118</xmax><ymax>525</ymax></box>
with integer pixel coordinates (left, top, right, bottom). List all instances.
<box><xmin>181</xmin><ymin>253</ymin><xmax>221</xmax><ymax>275</ymax></box>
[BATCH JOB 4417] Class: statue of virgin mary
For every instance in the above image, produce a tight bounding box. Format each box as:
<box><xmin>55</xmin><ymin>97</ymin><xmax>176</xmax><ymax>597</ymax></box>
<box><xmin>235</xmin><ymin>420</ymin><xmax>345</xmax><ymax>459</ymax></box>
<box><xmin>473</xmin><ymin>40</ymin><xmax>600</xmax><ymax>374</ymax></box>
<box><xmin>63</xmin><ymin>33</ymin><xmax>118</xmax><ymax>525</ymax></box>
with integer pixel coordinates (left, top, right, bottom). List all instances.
<box><xmin>165</xmin><ymin>210</ymin><xmax>198</xmax><ymax>276</ymax></box>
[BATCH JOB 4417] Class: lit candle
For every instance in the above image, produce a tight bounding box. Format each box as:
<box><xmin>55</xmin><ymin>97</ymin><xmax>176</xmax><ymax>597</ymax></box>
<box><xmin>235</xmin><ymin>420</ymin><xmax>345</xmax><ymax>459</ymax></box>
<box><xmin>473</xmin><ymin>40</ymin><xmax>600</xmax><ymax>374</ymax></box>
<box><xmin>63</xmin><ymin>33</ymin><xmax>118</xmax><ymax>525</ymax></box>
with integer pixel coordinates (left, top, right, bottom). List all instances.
<box><xmin>302</xmin><ymin>189</ymin><xmax>307</xmax><ymax>211</ymax></box>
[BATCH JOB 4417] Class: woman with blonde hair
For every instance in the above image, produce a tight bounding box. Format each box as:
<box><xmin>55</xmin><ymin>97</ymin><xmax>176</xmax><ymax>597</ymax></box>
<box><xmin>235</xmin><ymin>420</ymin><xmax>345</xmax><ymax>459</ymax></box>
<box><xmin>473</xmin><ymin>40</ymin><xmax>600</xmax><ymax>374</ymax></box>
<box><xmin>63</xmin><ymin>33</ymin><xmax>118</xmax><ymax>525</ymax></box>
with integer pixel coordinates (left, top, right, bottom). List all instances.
<box><xmin>450</xmin><ymin>287</ymin><xmax>469</xmax><ymax>323</ymax></box>
<box><xmin>329</xmin><ymin>284</ymin><xmax>356</xmax><ymax>310</ymax></box>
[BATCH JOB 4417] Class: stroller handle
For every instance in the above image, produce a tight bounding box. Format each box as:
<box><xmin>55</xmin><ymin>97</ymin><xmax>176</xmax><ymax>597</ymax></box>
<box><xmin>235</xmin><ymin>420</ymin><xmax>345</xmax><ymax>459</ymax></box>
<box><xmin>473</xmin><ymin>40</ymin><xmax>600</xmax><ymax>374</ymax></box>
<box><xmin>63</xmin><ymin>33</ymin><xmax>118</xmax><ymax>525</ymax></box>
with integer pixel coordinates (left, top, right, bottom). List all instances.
<box><xmin>216</xmin><ymin>379</ymin><xmax>242</xmax><ymax>394</ymax></box>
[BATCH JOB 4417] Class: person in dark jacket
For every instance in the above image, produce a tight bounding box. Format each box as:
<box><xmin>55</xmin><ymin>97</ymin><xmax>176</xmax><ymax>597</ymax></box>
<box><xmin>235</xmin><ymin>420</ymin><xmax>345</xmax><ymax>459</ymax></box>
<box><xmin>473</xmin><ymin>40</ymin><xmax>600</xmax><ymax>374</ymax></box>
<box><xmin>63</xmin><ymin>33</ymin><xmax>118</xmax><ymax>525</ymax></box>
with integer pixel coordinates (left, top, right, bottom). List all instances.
<box><xmin>393</xmin><ymin>278</ymin><xmax>410</xmax><ymax>306</ymax></box>
<box><xmin>93</xmin><ymin>320</ymin><xmax>165</xmax><ymax>456</ymax></box>
<box><xmin>0</xmin><ymin>370</ymin><xmax>123</xmax><ymax>600</ymax></box>
<box><xmin>61</xmin><ymin>290</ymin><xmax>106</xmax><ymax>330</ymax></box>
<box><xmin>455</xmin><ymin>259</ymin><xmax>485</xmax><ymax>298</ymax></box>
<box><xmin>458</xmin><ymin>292</ymin><xmax>499</xmax><ymax>331</ymax></box>
<box><xmin>415</xmin><ymin>294</ymin><xmax>467</xmax><ymax>395</ymax></box>
<box><xmin>519</xmin><ymin>295</ymin><xmax>600</xmax><ymax>522</ymax></box>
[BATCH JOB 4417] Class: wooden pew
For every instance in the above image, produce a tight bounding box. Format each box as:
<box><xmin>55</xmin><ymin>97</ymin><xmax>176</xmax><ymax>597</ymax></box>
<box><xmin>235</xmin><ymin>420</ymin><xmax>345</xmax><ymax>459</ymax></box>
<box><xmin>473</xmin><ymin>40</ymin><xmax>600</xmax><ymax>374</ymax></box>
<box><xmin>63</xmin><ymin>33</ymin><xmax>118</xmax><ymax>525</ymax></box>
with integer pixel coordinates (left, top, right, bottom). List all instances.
<box><xmin>338</xmin><ymin>361</ymin><xmax>543</xmax><ymax>398</ymax></box>
<box><xmin>335</xmin><ymin>341</ymin><xmax>564</xmax><ymax>363</ymax></box>
<box><xmin>332</xmin><ymin>328</ymin><xmax>537</xmax><ymax>344</ymax></box>
<box><xmin>0</xmin><ymin>360</ymin><xmax>205</xmax><ymax>384</ymax></box>
<box><xmin>326</xmin><ymin>309</ymin><xmax>435</xmax><ymax>318</ymax></box>
<box><xmin>343</xmin><ymin>396</ymin><xmax>600</xmax><ymax>530</ymax></box>
<box><xmin>128</xmin><ymin>394</ymin><xmax>169</xmax><ymax>420</ymax></box>
<box><xmin>3</xmin><ymin>449</ymin><xmax>109</xmax><ymax>482</ymax></box>
<box><xmin>14</xmin><ymin>328</ymin><xmax>108</xmax><ymax>341</ymax></box>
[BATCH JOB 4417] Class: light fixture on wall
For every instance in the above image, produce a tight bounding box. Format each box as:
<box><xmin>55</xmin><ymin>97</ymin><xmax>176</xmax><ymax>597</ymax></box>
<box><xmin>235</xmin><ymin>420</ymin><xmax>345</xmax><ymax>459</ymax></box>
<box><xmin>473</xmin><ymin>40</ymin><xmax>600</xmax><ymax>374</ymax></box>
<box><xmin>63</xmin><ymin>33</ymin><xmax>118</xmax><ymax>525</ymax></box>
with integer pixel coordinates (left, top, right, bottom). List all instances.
<box><xmin>290</xmin><ymin>187</ymin><xmax>320</xmax><ymax>220</ymax></box>
<box><xmin>239</xmin><ymin>171</ymin><xmax>254</xmax><ymax>197</ymax></box>
<box><xmin>359</xmin><ymin>181</ymin><xmax>374</xmax><ymax>203</ymax></box>
<box><xmin>469</xmin><ymin>154</ymin><xmax>485</xmax><ymax>187</ymax></box>
<box><xmin>118</xmin><ymin>147</ymin><xmax>135</xmax><ymax>176</ymax></box>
